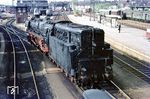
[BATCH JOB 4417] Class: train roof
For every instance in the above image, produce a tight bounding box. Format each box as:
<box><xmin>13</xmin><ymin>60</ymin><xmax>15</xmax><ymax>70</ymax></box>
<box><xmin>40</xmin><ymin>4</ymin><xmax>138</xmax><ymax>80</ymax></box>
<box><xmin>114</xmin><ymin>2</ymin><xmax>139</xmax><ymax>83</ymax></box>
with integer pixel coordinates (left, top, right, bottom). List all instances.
<box><xmin>55</xmin><ymin>22</ymin><xmax>93</xmax><ymax>34</ymax></box>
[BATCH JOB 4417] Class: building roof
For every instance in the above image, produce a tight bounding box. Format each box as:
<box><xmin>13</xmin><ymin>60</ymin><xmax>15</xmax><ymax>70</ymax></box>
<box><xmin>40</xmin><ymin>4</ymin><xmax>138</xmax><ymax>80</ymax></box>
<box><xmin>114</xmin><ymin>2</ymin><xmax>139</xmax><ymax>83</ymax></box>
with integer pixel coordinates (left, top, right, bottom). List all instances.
<box><xmin>17</xmin><ymin>0</ymin><xmax>48</xmax><ymax>8</ymax></box>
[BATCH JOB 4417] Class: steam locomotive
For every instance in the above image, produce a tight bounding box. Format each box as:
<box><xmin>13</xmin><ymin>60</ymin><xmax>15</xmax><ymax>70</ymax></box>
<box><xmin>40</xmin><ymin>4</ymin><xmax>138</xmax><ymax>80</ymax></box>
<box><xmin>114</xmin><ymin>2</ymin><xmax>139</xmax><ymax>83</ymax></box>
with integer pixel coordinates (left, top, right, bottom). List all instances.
<box><xmin>26</xmin><ymin>15</ymin><xmax>113</xmax><ymax>88</ymax></box>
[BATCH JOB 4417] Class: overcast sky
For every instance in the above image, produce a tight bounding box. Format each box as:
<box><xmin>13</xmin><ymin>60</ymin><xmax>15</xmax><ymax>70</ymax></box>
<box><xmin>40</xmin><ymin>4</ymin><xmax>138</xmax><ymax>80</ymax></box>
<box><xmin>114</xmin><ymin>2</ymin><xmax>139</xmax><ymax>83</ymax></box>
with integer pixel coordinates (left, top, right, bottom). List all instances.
<box><xmin>0</xmin><ymin>0</ymin><xmax>116</xmax><ymax>5</ymax></box>
<box><xmin>0</xmin><ymin>0</ymin><xmax>14</xmax><ymax>5</ymax></box>
<box><xmin>0</xmin><ymin>0</ymin><xmax>73</xmax><ymax>5</ymax></box>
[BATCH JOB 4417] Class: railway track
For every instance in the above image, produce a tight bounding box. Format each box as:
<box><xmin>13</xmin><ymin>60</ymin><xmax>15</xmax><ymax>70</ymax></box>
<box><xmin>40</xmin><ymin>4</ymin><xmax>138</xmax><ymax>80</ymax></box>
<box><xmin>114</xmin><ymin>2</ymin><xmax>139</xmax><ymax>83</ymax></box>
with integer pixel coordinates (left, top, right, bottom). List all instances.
<box><xmin>114</xmin><ymin>48</ymin><xmax>150</xmax><ymax>84</ymax></box>
<box><xmin>54</xmin><ymin>63</ymin><xmax>131</xmax><ymax>99</ymax></box>
<box><xmin>0</xmin><ymin>26</ymin><xmax>17</xmax><ymax>99</ymax></box>
<box><xmin>5</xmin><ymin>19</ymin><xmax>55</xmax><ymax>99</ymax></box>
<box><xmin>76</xmin><ymin>78</ymin><xmax>131</xmax><ymax>99</ymax></box>
<box><xmin>117</xmin><ymin>20</ymin><xmax>150</xmax><ymax>31</ymax></box>
<box><xmin>0</xmin><ymin>20</ymin><xmax>40</xmax><ymax>98</ymax></box>
<box><xmin>101</xmin><ymin>80</ymin><xmax>131</xmax><ymax>99</ymax></box>
<box><xmin>52</xmin><ymin>12</ymin><xmax>70</xmax><ymax>22</ymax></box>
<box><xmin>83</xmin><ymin>12</ymin><xmax>150</xmax><ymax>31</ymax></box>
<box><xmin>6</xmin><ymin>20</ymin><xmax>32</xmax><ymax>45</ymax></box>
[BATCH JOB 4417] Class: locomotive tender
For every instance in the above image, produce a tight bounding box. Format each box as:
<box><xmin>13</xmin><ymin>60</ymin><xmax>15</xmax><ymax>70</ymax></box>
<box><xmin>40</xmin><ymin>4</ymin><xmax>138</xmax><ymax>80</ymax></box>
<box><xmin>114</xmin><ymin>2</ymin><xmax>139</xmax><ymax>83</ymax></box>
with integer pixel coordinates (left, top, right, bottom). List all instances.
<box><xmin>26</xmin><ymin>16</ymin><xmax>113</xmax><ymax>88</ymax></box>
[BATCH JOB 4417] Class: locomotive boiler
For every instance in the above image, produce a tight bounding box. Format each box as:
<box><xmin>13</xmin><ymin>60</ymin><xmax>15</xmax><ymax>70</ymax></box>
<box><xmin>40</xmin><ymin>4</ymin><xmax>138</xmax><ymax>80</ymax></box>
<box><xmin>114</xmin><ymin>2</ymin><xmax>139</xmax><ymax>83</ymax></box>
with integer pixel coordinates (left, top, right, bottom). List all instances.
<box><xmin>26</xmin><ymin>16</ymin><xmax>113</xmax><ymax>88</ymax></box>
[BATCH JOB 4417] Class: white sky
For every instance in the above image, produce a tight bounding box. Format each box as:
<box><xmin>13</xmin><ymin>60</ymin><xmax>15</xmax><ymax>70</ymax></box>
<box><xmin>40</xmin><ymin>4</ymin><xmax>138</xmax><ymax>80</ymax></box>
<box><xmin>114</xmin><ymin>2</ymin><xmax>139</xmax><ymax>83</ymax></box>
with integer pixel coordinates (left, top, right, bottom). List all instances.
<box><xmin>0</xmin><ymin>0</ymin><xmax>115</xmax><ymax>5</ymax></box>
<box><xmin>0</xmin><ymin>0</ymin><xmax>72</xmax><ymax>5</ymax></box>
<box><xmin>0</xmin><ymin>0</ymin><xmax>14</xmax><ymax>5</ymax></box>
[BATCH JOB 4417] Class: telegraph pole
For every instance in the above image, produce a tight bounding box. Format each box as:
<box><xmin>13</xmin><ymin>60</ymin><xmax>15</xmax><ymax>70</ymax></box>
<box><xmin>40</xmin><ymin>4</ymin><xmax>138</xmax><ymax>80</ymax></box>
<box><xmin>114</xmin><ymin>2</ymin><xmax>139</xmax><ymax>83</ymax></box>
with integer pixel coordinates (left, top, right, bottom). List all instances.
<box><xmin>90</xmin><ymin>0</ymin><xmax>91</xmax><ymax>21</ymax></box>
<box><xmin>84</xmin><ymin>0</ymin><xmax>85</xmax><ymax>9</ymax></box>
<box><xmin>32</xmin><ymin>0</ymin><xmax>36</xmax><ymax>13</ymax></box>
<box><xmin>90</xmin><ymin>0</ymin><xmax>95</xmax><ymax>21</ymax></box>
<box><xmin>93</xmin><ymin>0</ymin><xmax>95</xmax><ymax>21</ymax></box>
<box><xmin>12</xmin><ymin>0</ymin><xmax>14</xmax><ymax>6</ymax></box>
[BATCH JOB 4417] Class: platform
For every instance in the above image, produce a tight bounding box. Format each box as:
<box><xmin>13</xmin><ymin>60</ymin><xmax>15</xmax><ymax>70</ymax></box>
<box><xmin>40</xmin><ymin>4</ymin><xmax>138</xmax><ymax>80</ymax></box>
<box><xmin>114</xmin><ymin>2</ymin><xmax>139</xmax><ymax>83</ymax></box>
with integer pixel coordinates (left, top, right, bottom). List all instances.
<box><xmin>13</xmin><ymin>21</ymin><xmax>27</xmax><ymax>31</ymax></box>
<box><xmin>68</xmin><ymin>15</ymin><xmax>150</xmax><ymax>64</ymax></box>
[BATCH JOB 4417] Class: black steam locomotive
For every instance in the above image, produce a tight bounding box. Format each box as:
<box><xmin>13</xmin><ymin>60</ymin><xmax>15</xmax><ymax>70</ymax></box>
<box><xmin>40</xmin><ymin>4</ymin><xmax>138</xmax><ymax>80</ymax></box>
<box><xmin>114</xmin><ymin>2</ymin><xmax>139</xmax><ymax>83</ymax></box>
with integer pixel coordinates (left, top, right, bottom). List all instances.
<box><xmin>26</xmin><ymin>16</ymin><xmax>113</xmax><ymax>88</ymax></box>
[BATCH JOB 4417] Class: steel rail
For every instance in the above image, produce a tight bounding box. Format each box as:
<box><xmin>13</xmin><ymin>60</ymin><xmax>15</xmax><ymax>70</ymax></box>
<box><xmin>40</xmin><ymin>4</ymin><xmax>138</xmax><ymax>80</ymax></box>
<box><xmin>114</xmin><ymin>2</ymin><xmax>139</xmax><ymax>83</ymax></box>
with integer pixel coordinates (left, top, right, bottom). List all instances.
<box><xmin>2</xmin><ymin>26</ymin><xmax>16</xmax><ymax>99</ymax></box>
<box><xmin>5</xmin><ymin>20</ymin><xmax>40</xmax><ymax>99</ymax></box>
<box><xmin>110</xmin><ymin>80</ymin><xmax>131</xmax><ymax>99</ymax></box>
<box><xmin>113</xmin><ymin>47</ymin><xmax>150</xmax><ymax>69</ymax></box>
<box><xmin>114</xmin><ymin>55</ymin><xmax>150</xmax><ymax>79</ymax></box>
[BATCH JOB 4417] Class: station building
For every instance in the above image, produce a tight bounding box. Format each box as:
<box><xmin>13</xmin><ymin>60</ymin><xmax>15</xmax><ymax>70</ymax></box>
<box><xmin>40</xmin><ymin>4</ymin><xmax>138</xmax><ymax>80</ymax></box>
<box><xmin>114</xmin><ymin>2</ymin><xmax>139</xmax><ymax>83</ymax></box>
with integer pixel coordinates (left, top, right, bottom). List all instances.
<box><xmin>17</xmin><ymin>0</ymin><xmax>48</xmax><ymax>12</ymax></box>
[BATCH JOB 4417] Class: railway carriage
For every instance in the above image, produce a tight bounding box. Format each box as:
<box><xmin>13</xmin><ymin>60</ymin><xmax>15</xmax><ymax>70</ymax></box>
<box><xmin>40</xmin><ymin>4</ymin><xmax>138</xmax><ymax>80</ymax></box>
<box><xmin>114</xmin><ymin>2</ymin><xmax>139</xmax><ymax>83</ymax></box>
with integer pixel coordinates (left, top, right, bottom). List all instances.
<box><xmin>123</xmin><ymin>10</ymin><xmax>150</xmax><ymax>22</ymax></box>
<box><xmin>26</xmin><ymin>15</ymin><xmax>113</xmax><ymax>88</ymax></box>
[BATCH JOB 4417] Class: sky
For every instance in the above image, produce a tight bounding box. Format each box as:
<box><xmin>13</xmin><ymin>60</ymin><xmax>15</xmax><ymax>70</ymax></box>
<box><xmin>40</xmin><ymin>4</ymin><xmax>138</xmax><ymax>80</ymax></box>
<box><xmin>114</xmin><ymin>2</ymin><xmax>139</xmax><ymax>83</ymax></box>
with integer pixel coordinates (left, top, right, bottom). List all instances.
<box><xmin>0</xmin><ymin>0</ymin><xmax>115</xmax><ymax>5</ymax></box>
<box><xmin>0</xmin><ymin>0</ymin><xmax>72</xmax><ymax>6</ymax></box>
<box><xmin>0</xmin><ymin>0</ymin><xmax>16</xmax><ymax>5</ymax></box>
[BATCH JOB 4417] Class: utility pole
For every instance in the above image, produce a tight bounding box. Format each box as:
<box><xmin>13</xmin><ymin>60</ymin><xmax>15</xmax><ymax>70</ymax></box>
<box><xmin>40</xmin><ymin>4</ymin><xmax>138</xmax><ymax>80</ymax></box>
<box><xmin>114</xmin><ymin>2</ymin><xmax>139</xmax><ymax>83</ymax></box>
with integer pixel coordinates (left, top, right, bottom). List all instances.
<box><xmin>32</xmin><ymin>0</ymin><xmax>36</xmax><ymax>13</ymax></box>
<box><xmin>93</xmin><ymin>0</ymin><xmax>95</xmax><ymax>21</ymax></box>
<box><xmin>84</xmin><ymin>0</ymin><xmax>85</xmax><ymax>9</ymax></box>
<box><xmin>90</xmin><ymin>0</ymin><xmax>95</xmax><ymax>21</ymax></box>
<box><xmin>12</xmin><ymin>0</ymin><xmax>14</xmax><ymax>6</ymax></box>
<box><xmin>90</xmin><ymin>0</ymin><xmax>91</xmax><ymax>21</ymax></box>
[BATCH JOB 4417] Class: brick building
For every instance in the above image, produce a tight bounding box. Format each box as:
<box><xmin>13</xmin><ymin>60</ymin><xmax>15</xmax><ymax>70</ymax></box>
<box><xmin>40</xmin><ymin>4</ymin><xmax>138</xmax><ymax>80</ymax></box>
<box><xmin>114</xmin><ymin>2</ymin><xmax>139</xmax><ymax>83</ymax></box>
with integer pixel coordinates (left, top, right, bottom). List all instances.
<box><xmin>17</xmin><ymin>0</ymin><xmax>48</xmax><ymax>12</ymax></box>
